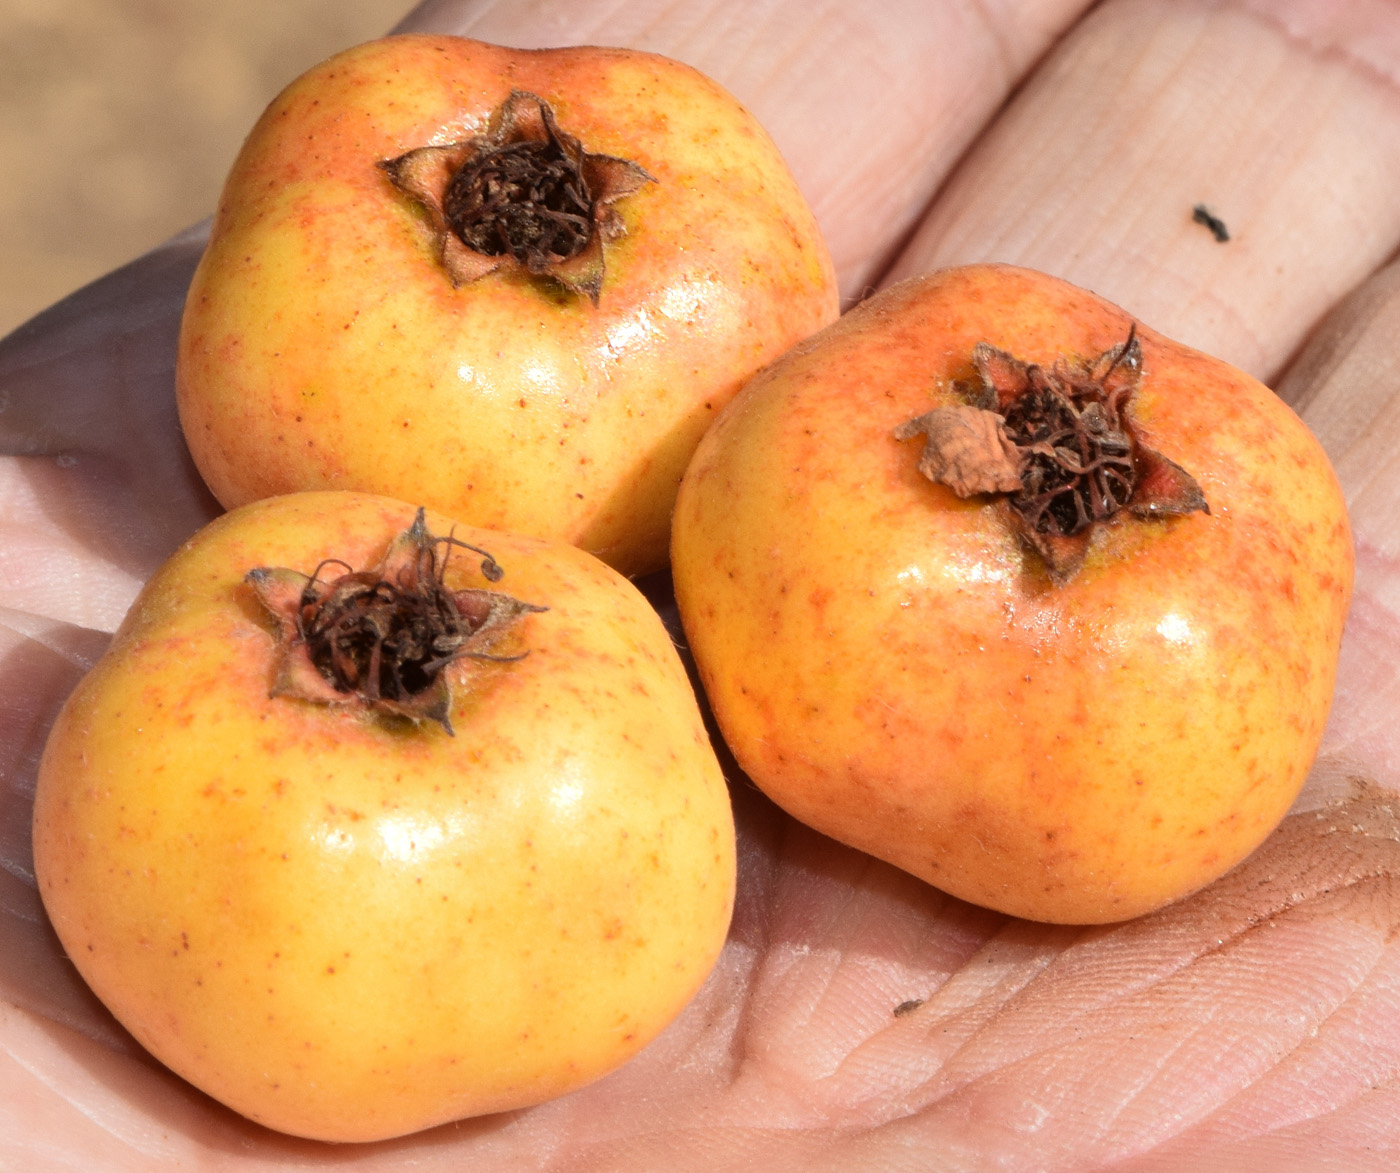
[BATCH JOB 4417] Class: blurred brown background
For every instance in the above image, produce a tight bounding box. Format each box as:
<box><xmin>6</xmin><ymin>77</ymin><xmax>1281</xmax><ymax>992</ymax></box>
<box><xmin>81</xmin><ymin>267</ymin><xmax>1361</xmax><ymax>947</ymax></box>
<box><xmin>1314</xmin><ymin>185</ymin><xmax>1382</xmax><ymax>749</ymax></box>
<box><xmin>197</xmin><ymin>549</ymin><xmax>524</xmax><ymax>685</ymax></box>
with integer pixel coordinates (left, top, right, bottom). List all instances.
<box><xmin>0</xmin><ymin>0</ymin><xmax>413</xmax><ymax>339</ymax></box>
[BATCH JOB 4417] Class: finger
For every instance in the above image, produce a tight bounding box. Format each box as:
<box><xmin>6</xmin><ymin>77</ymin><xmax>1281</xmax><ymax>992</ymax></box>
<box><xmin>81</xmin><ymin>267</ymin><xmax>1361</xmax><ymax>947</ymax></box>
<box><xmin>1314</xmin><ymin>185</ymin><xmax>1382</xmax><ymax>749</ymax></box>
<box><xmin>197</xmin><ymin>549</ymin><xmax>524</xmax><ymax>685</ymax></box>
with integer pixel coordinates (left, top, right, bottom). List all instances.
<box><xmin>0</xmin><ymin>612</ymin><xmax>117</xmax><ymax>1041</ymax></box>
<box><xmin>885</xmin><ymin>0</ymin><xmax>1400</xmax><ymax>381</ymax></box>
<box><xmin>1276</xmin><ymin>258</ymin><xmax>1400</xmax><ymax>536</ymax></box>
<box><xmin>0</xmin><ymin>228</ymin><xmax>220</xmax><ymax>629</ymax></box>
<box><xmin>394</xmin><ymin>0</ymin><xmax>1095</xmax><ymax>300</ymax></box>
<box><xmin>1270</xmin><ymin>260</ymin><xmax>1400</xmax><ymax>805</ymax></box>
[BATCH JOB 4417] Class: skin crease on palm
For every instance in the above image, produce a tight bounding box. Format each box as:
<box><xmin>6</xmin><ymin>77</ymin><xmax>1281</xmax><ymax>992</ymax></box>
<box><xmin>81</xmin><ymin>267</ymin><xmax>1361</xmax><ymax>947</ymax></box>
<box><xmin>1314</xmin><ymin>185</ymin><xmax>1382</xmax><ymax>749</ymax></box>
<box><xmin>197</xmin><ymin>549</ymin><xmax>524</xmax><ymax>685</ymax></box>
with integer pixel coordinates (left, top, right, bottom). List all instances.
<box><xmin>3</xmin><ymin>0</ymin><xmax>1400</xmax><ymax>1165</ymax></box>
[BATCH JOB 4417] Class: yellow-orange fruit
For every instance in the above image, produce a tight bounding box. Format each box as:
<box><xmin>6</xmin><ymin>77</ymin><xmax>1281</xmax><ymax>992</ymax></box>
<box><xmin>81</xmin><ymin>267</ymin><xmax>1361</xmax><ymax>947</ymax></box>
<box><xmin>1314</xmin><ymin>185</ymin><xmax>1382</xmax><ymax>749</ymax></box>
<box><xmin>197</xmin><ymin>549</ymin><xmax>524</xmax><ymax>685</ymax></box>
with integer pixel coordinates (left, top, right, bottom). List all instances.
<box><xmin>671</xmin><ymin>264</ymin><xmax>1351</xmax><ymax>924</ymax></box>
<box><xmin>34</xmin><ymin>491</ymin><xmax>735</xmax><ymax>1140</ymax></box>
<box><xmin>176</xmin><ymin>35</ymin><xmax>838</xmax><ymax>577</ymax></box>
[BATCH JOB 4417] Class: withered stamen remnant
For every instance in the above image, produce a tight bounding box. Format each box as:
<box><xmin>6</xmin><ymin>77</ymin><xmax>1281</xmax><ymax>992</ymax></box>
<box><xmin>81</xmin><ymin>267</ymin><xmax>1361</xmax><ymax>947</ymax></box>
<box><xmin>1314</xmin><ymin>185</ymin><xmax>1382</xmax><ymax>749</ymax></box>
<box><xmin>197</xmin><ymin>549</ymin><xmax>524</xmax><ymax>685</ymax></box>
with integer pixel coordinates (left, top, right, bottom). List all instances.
<box><xmin>1000</xmin><ymin>332</ymin><xmax>1139</xmax><ymax>540</ymax></box>
<box><xmin>378</xmin><ymin>91</ymin><xmax>655</xmax><ymax>304</ymax></box>
<box><xmin>895</xmin><ymin>328</ymin><xmax>1209</xmax><ymax>583</ymax></box>
<box><xmin>445</xmin><ymin>134</ymin><xmax>594</xmax><ymax>267</ymax></box>
<box><xmin>246</xmin><ymin>509</ymin><xmax>546</xmax><ymax>734</ymax></box>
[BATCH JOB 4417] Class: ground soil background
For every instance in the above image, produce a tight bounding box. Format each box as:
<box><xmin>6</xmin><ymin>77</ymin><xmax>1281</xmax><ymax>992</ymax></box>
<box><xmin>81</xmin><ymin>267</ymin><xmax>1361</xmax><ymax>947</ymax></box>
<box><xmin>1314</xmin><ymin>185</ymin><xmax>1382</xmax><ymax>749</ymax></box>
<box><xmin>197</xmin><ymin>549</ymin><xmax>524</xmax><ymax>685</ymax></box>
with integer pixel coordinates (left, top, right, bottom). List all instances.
<box><xmin>0</xmin><ymin>0</ymin><xmax>411</xmax><ymax>340</ymax></box>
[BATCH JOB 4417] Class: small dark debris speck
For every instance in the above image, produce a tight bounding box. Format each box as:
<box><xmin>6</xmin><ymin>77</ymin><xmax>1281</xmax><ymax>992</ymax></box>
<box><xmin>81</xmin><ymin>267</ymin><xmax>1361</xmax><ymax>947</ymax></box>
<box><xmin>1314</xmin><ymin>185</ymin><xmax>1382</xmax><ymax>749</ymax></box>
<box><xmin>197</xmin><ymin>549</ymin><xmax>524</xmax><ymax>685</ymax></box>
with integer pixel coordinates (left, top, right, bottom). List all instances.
<box><xmin>1192</xmin><ymin>204</ymin><xmax>1229</xmax><ymax>242</ymax></box>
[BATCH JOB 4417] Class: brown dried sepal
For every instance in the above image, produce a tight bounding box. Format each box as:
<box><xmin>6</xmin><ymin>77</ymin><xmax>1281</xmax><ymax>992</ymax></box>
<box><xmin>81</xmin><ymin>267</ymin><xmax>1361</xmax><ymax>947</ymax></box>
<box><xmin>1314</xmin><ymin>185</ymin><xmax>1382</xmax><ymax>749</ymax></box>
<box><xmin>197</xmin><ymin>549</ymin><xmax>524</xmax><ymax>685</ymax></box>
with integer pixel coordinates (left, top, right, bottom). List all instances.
<box><xmin>378</xmin><ymin>90</ymin><xmax>655</xmax><ymax>304</ymax></box>
<box><xmin>896</xmin><ymin>329</ymin><xmax>1209</xmax><ymax>584</ymax></box>
<box><xmin>246</xmin><ymin>509</ymin><xmax>546</xmax><ymax>735</ymax></box>
<box><xmin>894</xmin><ymin>404</ymin><xmax>1025</xmax><ymax>496</ymax></box>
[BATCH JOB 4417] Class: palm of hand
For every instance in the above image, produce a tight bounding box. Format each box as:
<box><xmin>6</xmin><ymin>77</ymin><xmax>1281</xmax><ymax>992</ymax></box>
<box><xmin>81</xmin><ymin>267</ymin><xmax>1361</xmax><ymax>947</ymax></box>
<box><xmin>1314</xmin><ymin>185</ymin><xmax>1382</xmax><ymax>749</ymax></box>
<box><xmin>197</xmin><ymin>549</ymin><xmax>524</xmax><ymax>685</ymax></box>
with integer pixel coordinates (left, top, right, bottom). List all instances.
<box><xmin>4</xmin><ymin>1</ymin><xmax>1400</xmax><ymax>1168</ymax></box>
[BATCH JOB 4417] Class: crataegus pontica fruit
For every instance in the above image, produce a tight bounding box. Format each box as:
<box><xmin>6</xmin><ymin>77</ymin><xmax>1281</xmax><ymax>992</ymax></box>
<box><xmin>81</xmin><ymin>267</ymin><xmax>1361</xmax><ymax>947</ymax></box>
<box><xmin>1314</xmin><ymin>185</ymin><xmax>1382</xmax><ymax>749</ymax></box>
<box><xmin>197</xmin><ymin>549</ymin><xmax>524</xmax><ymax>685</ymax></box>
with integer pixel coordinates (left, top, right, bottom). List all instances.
<box><xmin>671</xmin><ymin>263</ymin><xmax>1352</xmax><ymax>925</ymax></box>
<box><xmin>176</xmin><ymin>34</ymin><xmax>838</xmax><ymax>578</ymax></box>
<box><xmin>33</xmin><ymin>492</ymin><xmax>735</xmax><ymax>1141</ymax></box>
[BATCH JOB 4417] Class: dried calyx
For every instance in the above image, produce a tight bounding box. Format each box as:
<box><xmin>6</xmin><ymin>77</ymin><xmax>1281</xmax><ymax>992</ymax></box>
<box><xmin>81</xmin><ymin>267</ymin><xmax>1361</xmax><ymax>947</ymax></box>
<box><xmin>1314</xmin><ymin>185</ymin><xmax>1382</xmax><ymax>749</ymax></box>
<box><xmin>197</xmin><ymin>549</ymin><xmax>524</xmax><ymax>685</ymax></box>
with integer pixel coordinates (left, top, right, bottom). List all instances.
<box><xmin>895</xmin><ymin>329</ymin><xmax>1208</xmax><ymax>583</ymax></box>
<box><xmin>379</xmin><ymin>90</ymin><xmax>654</xmax><ymax>304</ymax></box>
<box><xmin>247</xmin><ymin>509</ymin><xmax>546</xmax><ymax>734</ymax></box>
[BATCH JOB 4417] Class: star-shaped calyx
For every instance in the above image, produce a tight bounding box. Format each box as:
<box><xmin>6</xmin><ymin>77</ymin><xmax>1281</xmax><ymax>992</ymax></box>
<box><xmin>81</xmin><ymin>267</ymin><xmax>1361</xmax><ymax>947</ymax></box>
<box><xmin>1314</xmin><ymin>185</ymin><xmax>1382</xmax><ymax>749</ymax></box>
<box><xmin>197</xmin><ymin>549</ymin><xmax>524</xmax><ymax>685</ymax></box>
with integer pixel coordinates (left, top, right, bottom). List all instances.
<box><xmin>894</xmin><ymin>329</ymin><xmax>1209</xmax><ymax>583</ymax></box>
<box><xmin>378</xmin><ymin>90</ymin><xmax>655</xmax><ymax>304</ymax></box>
<box><xmin>245</xmin><ymin>509</ymin><xmax>546</xmax><ymax>734</ymax></box>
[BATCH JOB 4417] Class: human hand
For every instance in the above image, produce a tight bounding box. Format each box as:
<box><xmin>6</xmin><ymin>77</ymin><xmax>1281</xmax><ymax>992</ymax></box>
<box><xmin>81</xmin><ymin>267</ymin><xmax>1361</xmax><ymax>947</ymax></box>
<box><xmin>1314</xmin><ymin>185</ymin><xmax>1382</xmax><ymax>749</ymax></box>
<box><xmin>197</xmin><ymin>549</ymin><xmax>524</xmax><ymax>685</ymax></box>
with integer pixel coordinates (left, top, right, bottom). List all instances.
<box><xmin>4</xmin><ymin>0</ymin><xmax>1400</xmax><ymax>1167</ymax></box>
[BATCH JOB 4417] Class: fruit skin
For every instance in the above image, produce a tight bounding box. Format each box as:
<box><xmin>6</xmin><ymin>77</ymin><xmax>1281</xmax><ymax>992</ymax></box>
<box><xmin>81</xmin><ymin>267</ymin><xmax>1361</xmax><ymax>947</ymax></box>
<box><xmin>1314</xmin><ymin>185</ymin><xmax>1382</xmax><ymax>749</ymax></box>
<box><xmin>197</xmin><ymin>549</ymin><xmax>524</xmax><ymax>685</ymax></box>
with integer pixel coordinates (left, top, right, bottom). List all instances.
<box><xmin>175</xmin><ymin>34</ymin><xmax>838</xmax><ymax>579</ymax></box>
<box><xmin>671</xmin><ymin>263</ymin><xmax>1352</xmax><ymax>925</ymax></box>
<box><xmin>32</xmin><ymin>491</ymin><xmax>735</xmax><ymax>1141</ymax></box>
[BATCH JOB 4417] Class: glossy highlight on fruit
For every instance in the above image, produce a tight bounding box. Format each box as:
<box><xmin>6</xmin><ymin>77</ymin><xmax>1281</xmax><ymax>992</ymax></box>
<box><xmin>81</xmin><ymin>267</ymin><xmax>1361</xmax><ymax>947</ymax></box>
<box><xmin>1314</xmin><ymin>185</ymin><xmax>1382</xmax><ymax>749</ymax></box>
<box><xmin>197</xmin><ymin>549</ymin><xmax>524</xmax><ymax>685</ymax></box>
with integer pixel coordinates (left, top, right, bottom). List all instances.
<box><xmin>33</xmin><ymin>491</ymin><xmax>736</xmax><ymax>1141</ymax></box>
<box><xmin>176</xmin><ymin>35</ymin><xmax>839</xmax><ymax>578</ymax></box>
<box><xmin>671</xmin><ymin>263</ymin><xmax>1352</xmax><ymax>925</ymax></box>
